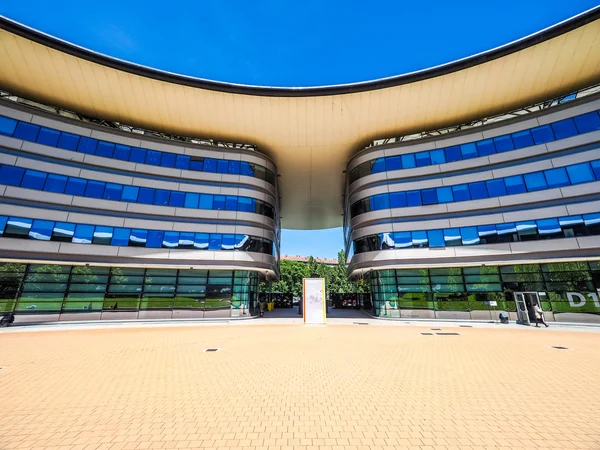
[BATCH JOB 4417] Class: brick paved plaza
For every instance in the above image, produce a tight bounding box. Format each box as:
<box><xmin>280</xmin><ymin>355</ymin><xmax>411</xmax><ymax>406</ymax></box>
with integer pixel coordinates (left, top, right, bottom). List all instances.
<box><xmin>1</xmin><ymin>323</ymin><xmax>600</xmax><ymax>450</ymax></box>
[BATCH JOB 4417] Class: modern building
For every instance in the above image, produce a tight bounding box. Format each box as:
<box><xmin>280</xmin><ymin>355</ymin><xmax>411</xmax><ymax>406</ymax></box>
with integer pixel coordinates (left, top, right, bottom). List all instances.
<box><xmin>1</xmin><ymin>8</ymin><xmax>600</xmax><ymax>323</ymax></box>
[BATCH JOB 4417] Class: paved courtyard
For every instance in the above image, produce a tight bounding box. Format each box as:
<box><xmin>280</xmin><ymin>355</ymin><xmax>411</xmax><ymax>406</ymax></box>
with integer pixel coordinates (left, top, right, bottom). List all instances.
<box><xmin>1</xmin><ymin>323</ymin><xmax>600</xmax><ymax>450</ymax></box>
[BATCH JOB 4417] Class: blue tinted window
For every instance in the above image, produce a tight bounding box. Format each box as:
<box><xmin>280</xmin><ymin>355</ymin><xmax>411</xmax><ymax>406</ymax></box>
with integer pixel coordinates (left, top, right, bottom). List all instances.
<box><xmin>145</xmin><ymin>150</ymin><xmax>162</xmax><ymax>166</ymax></box>
<box><xmin>184</xmin><ymin>193</ymin><xmax>199</xmax><ymax>208</ymax></box>
<box><xmin>57</xmin><ymin>133</ymin><xmax>79</xmax><ymax>150</ymax></box>
<box><xmin>551</xmin><ymin>118</ymin><xmax>578</xmax><ymax>139</ymax></box>
<box><xmin>194</xmin><ymin>233</ymin><xmax>209</xmax><ymax>249</ymax></box>
<box><xmin>93</xmin><ymin>226</ymin><xmax>113</xmax><ymax>245</ymax></box>
<box><xmin>137</xmin><ymin>187</ymin><xmax>155</xmax><ymax>204</ymax></box>
<box><xmin>524</xmin><ymin>172</ymin><xmax>547</xmax><ymax>191</ymax></box>
<box><xmin>0</xmin><ymin>215</ymin><xmax>7</xmax><ymax>234</ymax></box>
<box><xmin>469</xmin><ymin>182</ymin><xmax>488</xmax><ymax>200</ymax></box>
<box><xmin>130</xmin><ymin>148</ymin><xmax>146</xmax><ymax>163</ymax></box>
<box><xmin>178</xmin><ymin>232</ymin><xmax>195</xmax><ymax>248</ymax></box>
<box><xmin>478</xmin><ymin>225</ymin><xmax>496</xmax><ymax>238</ymax></box>
<box><xmin>215</xmin><ymin>160</ymin><xmax>228</xmax><ymax>174</ymax></box>
<box><xmin>96</xmin><ymin>142</ymin><xmax>115</xmax><ymax>158</ymax></box>
<box><xmin>204</xmin><ymin>158</ymin><xmax>217</xmax><ymax>172</ymax></box>
<box><xmin>84</xmin><ymin>181</ymin><xmax>105</xmax><ymax>199</ymax></box>
<box><xmin>476</xmin><ymin>139</ymin><xmax>495</xmax><ymax>156</ymax></box>
<box><xmin>5</xmin><ymin>217</ymin><xmax>32</xmax><ymax>236</ymax></box>
<box><xmin>111</xmin><ymin>228</ymin><xmax>130</xmax><ymax>246</ymax></box>
<box><xmin>411</xmin><ymin>230</ymin><xmax>428</xmax><ymax>247</ymax></box>
<box><xmin>421</xmin><ymin>188</ymin><xmax>438</xmax><ymax>205</ymax></box>
<box><xmin>544</xmin><ymin>167</ymin><xmax>570</xmax><ymax>188</ymax></box>
<box><xmin>163</xmin><ymin>231</ymin><xmax>179</xmax><ymax>248</ymax></box>
<box><xmin>153</xmin><ymin>189</ymin><xmax>170</xmax><ymax>206</ymax></box>
<box><xmin>406</xmin><ymin>191</ymin><xmax>421</xmax><ymax>207</ymax></box>
<box><xmin>493</xmin><ymin>135</ymin><xmax>514</xmax><ymax>152</ymax></box>
<box><xmin>169</xmin><ymin>191</ymin><xmax>185</xmax><ymax>207</ymax></box>
<box><xmin>240</xmin><ymin>162</ymin><xmax>253</xmax><ymax>176</ymax></box>
<box><xmin>486</xmin><ymin>179</ymin><xmax>507</xmax><ymax>197</ymax></box>
<box><xmin>44</xmin><ymin>174</ymin><xmax>67</xmax><ymax>193</ymax></box>
<box><xmin>511</xmin><ymin>130</ymin><xmax>533</xmax><ymax>149</ymax></box>
<box><xmin>225</xmin><ymin>196</ymin><xmax>238</xmax><ymax>210</ymax></box>
<box><xmin>121</xmin><ymin>186</ymin><xmax>139</xmax><ymax>202</ymax></box>
<box><xmin>160</xmin><ymin>152</ymin><xmax>176</xmax><ymax>168</ymax></box>
<box><xmin>238</xmin><ymin>197</ymin><xmax>255</xmax><ymax>213</ymax></box>
<box><xmin>443</xmin><ymin>228</ymin><xmax>461</xmax><ymax>246</ymax></box>
<box><xmin>385</xmin><ymin>156</ymin><xmax>402</xmax><ymax>171</ymax></box>
<box><xmin>504</xmin><ymin>175</ymin><xmax>526</xmax><ymax>194</ymax></box>
<box><xmin>208</xmin><ymin>234</ymin><xmax>222</xmax><ymax>250</ymax></box>
<box><xmin>13</xmin><ymin>122</ymin><xmax>40</xmax><ymax>141</ymax></box>
<box><xmin>537</xmin><ymin>218</ymin><xmax>561</xmax><ymax>235</ymax></box>
<box><xmin>392</xmin><ymin>232</ymin><xmax>412</xmax><ymax>248</ymax></box>
<box><xmin>199</xmin><ymin>194</ymin><xmax>213</xmax><ymax>209</ymax></box>
<box><xmin>460</xmin><ymin>143</ymin><xmax>478</xmax><ymax>159</ymax></box>
<box><xmin>146</xmin><ymin>230</ymin><xmax>164</xmax><ymax>248</ymax></box>
<box><xmin>65</xmin><ymin>177</ymin><xmax>86</xmax><ymax>196</ymax></box>
<box><xmin>175</xmin><ymin>155</ymin><xmax>191</xmax><ymax>170</ymax></box>
<box><xmin>189</xmin><ymin>159</ymin><xmax>204</xmax><ymax>171</ymax></box>
<box><xmin>213</xmin><ymin>195</ymin><xmax>226</xmax><ymax>210</ymax></box>
<box><xmin>497</xmin><ymin>223</ymin><xmax>516</xmax><ymax>235</ymax></box>
<box><xmin>452</xmin><ymin>184</ymin><xmax>470</xmax><ymax>201</ymax></box>
<box><xmin>77</xmin><ymin>137</ymin><xmax>98</xmax><ymax>154</ymax></box>
<box><xmin>401</xmin><ymin>154</ymin><xmax>416</xmax><ymax>169</ymax></box>
<box><xmin>52</xmin><ymin>222</ymin><xmax>75</xmax><ymax>241</ymax></box>
<box><xmin>574</xmin><ymin>111</ymin><xmax>600</xmax><ymax>134</ymax></box>
<box><xmin>372</xmin><ymin>194</ymin><xmax>390</xmax><ymax>210</ymax></box>
<box><xmin>222</xmin><ymin>234</ymin><xmax>235</xmax><ymax>249</ymax></box>
<box><xmin>460</xmin><ymin>227</ymin><xmax>479</xmax><ymax>245</ymax></box>
<box><xmin>591</xmin><ymin>161</ymin><xmax>600</xmax><ymax>180</ymax></box>
<box><xmin>130</xmin><ymin>229</ymin><xmax>147</xmax><ymax>246</ymax></box>
<box><xmin>21</xmin><ymin>170</ymin><xmax>47</xmax><ymax>190</ymax></box>
<box><xmin>428</xmin><ymin>230</ymin><xmax>445</xmax><ymax>248</ymax></box>
<box><xmin>436</xmin><ymin>186</ymin><xmax>453</xmax><ymax>203</ymax></box>
<box><xmin>103</xmin><ymin>183</ymin><xmax>123</xmax><ymax>200</ymax></box>
<box><xmin>566</xmin><ymin>162</ymin><xmax>595</xmax><ymax>184</ymax></box>
<box><xmin>229</xmin><ymin>160</ymin><xmax>241</xmax><ymax>174</ymax></box>
<box><xmin>389</xmin><ymin>191</ymin><xmax>406</xmax><ymax>208</ymax></box>
<box><xmin>531</xmin><ymin>125</ymin><xmax>554</xmax><ymax>144</ymax></box>
<box><xmin>114</xmin><ymin>144</ymin><xmax>131</xmax><ymax>161</ymax></box>
<box><xmin>73</xmin><ymin>224</ymin><xmax>94</xmax><ymax>244</ymax></box>
<box><xmin>37</xmin><ymin>127</ymin><xmax>60</xmax><ymax>147</ymax></box>
<box><xmin>415</xmin><ymin>152</ymin><xmax>431</xmax><ymax>167</ymax></box>
<box><xmin>29</xmin><ymin>219</ymin><xmax>53</xmax><ymax>241</ymax></box>
<box><xmin>0</xmin><ymin>116</ymin><xmax>17</xmax><ymax>136</ymax></box>
<box><xmin>430</xmin><ymin>149</ymin><xmax>446</xmax><ymax>165</ymax></box>
<box><xmin>0</xmin><ymin>164</ymin><xmax>19</xmax><ymax>190</ymax></box>
<box><xmin>445</xmin><ymin>146</ymin><xmax>462</xmax><ymax>162</ymax></box>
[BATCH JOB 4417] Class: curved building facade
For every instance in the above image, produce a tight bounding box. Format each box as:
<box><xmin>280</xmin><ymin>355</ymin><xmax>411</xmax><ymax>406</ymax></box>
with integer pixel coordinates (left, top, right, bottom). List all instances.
<box><xmin>0</xmin><ymin>97</ymin><xmax>279</xmax><ymax>322</ymax></box>
<box><xmin>346</xmin><ymin>92</ymin><xmax>600</xmax><ymax>323</ymax></box>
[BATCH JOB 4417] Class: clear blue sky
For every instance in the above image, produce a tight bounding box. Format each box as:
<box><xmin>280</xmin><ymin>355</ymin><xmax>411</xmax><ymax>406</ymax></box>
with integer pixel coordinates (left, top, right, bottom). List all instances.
<box><xmin>1</xmin><ymin>0</ymin><xmax>597</xmax><ymax>258</ymax></box>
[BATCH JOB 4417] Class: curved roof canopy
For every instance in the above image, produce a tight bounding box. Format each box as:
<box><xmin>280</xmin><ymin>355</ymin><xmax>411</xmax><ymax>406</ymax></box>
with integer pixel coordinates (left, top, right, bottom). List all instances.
<box><xmin>1</xmin><ymin>8</ymin><xmax>600</xmax><ymax>229</ymax></box>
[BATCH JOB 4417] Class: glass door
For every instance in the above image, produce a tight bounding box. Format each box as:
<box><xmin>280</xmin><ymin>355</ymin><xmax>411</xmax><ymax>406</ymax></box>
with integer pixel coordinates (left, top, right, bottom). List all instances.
<box><xmin>514</xmin><ymin>292</ymin><xmax>530</xmax><ymax>325</ymax></box>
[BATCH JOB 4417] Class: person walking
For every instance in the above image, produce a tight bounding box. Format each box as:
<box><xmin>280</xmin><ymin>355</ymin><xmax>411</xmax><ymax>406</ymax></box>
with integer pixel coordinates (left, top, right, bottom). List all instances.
<box><xmin>534</xmin><ymin>302</ymin><xmax>549</xmax><ymax>327</ymax></box>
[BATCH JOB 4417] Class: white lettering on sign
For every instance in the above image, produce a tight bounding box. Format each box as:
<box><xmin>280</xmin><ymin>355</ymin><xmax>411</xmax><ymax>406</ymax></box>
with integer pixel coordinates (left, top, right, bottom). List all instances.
<box><xmin>567</xmin><ymin>292</ymin><xmax>600</xmax><ymax>308</ymax></box>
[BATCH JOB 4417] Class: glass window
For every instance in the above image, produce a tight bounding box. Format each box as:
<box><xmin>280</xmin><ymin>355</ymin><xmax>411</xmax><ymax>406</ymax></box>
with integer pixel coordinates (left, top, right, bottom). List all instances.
<box><xmin>13</xmin><ymin>122</ymin><xmax>40</xmax><ymax>141</ymax></box>
<box><xmin>138</xmin><ymin>188</ymin><xmax>155</xmax><ymax>205</ymax></box>
<box><xmin>96</xmin><ymin>142</ymin><xmax>115</xmax><ymax>158</ymax></box>
<box><xmin>551</xmin><ymin>118</ymin><xmax>578</xmax><ymax>139</ymax></box>
<box><xmin>511</xmin><ymin>130</ymin><xmax>533</xmax><ymax>149</ymax></box>
<box><xmin>590</xmin><ymin>160</ymin><xmax>600</xmax><ymax>180</ymax></box>
<box><xmin>224</xmin><ymin>196</ymin><xmax>237</xmax><ymax>211</ymax></box>
<box><xmin>169</xmin><ymin>191</ymin><xmax>185</xmax><ymax>207</ymax></box>
<box><xmin>436</xmin><ymin>186</ymin><xmax>453</xmax><ymax>203</ymax></box>
<box><xmin>493</xmin><ymin>135</ymin><xmax>514</xmax><ymax>152</ymax></box>
<box><xmin>497</xmin><ymin>223</ymin><xmax>517</xmax><ymax>236</ymax></box>
<box><xmin>121</xmin><ymin>185</ymin><xmax>139</xmax><ymax>202</ymax></box>
<box><xmin>57</xmin><ymin>133</ymin><xmax>79</xmax><ymax>150</ymax></box>
<box><xmin>153</xmin><ymin>189</ymin><xmax>170</xmax><ymax>206</ymax></box>
<box><xmin>370</xmin><ymin>158</ymin><xmax>386</xmax><ymax>174</ymax></box>
<box><xmin>208</xmin><ymin>234</ymin><xmax>222</xmax><ymax>250</ymax></box>
<box><xmin>228</xmin><ymin>160</ymin><xmax>241</xmax><ymax>175</ymax></box>
<box><xmin>93</xmin><ymin>226</ymin><xmax>113</xmax><ymax>245</ymax></box>
<box><xmin>504</xmin><ymin>175</ymin><xmax>526</xmax><ymax>194</ymax></box>
<box><xmin>29</xmin><ymin>220</ymin><xmax>53</xmax><ymax>241</ymax></box>
<box><xmin>0</xmin><ymin>116</ymin><xmax>17</xmax><ymax>136</ymax></box>
<box><xmin>428</xmin><ymin>230</ymin><xmax>445</xmax><ymax>248</ymax></box>
<box><xmin>391</xmin><ymin>232</ymin><xmax>412</xmax><ymax>248</ymax></box>
<box><xmin>476</xmin><ymin>139</ymin><xmax>495</xmax><ymax>156</ymax></box>
<box><xmin>537</xmin><ymin>218</ymin><xmax>561</xmax><ymax>237</ymax></box>
<box><xmin>445</xmin><ymin>146</ymin><xmax>462</xmax><ymax>162</ymax></box>
<box><xmin>389</xmin><ymin>191</ymin><xmax>406</xmax><ymax>208</ymax></box>
<box><xmin>178</xmin><ymin>232</ymin><xmax>195</xmax><ymax>248</ymax></box>
<box><xmin>516</xmin><ymin>221</ymin><xmax>538</xmax><ymax>240</ymax></box>
<box><xmin>213</xmin><ymin>195</ymin><xmax>226</xmax><ymax>210</ymax></box>
<box><xmin>52</xmin><ymin>222</ymin><xmax>75</xmax><ymax>241</ymax></box>
<box><xmin>199</xmin><ymin>194</ymin><xmax>213</xmax><ymax>209</ymax></box>
<box><xmin>204</xmin><ymin>158</ymin><xmax>217</xmax><ymax>172</ymax></box>
<box><xmin>524</xmin><ymin>172</ymin><xmax>547</xmax><ymax>191</ymax></box>
<box><xmin>0</xmin><ymin>165</ymin><xmax>25</xmax><ymax>186</ymax></box>
<box><xmin>443</xmin><ymin>228</ymin><xmax>461</xmax><ymax>246</ymax></box>
<box><xmin>175</xmin><ymin>155</ymin><xmax>191</xmax><ymax>170</ymax></box>
<box><xmin>111</xmin><ymin>228</ymin><xmax>130</xmax><ymax>246</ymax></box>
<box><xmin>478</xmin><ymin>224</ymin><xmax>497</xmax><ymax>239</ymax></box>
<box><xmin>544</xmin><ymin>167</ymin><xmax>570</xmax><ymax>188</ymax></box>
<box><xmin>130</xmin><ymin>148</ymin><xmax>147</xmax><ymax>163</ymax></box>
<box><xmin>189</xmin><ymin>159</ymin><xmax>204</xmax><ymax>171</ymax></box>
<box><xmin>430</xmin><ymin>149</ymin><xmax>446</xmax><ymax>165</ymax></box>
<box><xmin>460</xmin><ymin>227</ymin><xmax>479</xmax><ymax>245</ymax></box>
<box><xmin>411</xmin><ymin>230</ymin><xmax>428</xmax><ymax>248</ymax></box>
<box><xmin>5</xmin><ymin>217</ymin><xmax>32</xmax><ymax>236</ymax></box>
<box><xmin>84</xmin><ymin>181</ymin><xmax>105</xmax><ymax>199</ymax></box>
<box><xmin>194</xmin><ymin>233</ymin><xmax>209</xmax><ymax>249</ymax></box>
<box><xmin>415</xmin><ymin>152</ymin><xmax>431</xmax><ymax>167</ymax></box>
<box><xmin>452</xmin><ymin>184</ymin><xmax>470</xmax><ymax>201</ymax></box>
<box><xmin>531</xmin><ymin>125</ymin><xmax>554</xmax><ymax>144</ymax></box>
<box><xmin>77</xmin><ymin>137</ymin><xmax>98</xmax><ymax>154</ymax></box>
<box><xmin>401</xmin><ymin>154</ymin><xmax>416</xmax><ymax>169</ymax></box>
<box><xmin>37</xmin><ymin>127</ymin><xmax>60</xmax><ymax>147</ymax></box>
<box><xmin>421</xmin><ymin>188</ymin><xmax>438</xmax><ymax>205</ymax></box>
<box><xmin>73</xmin><ymin>224</ymin><xmax>94</xmax><ymax>244</ymax></box>
<box><xmin>21</xmin><ymin>170</ymin><xmax>47</xmax><ymax>190</ymax></box>
<box><xmin>372</xmin><ymin>194</ymin><xmax>390</xmax><ymax>210</ymax></box>
<box><xmin>406</xmin><ymin>191</ymin><xmax>422</xmax><ymax>207</ymax></box>
<box><xmin>460</xmin><ymin>143</ymin><xmax>478</xmax><ymax>159</ymax></box>
<box><xmin>566</xmin><ymin>162</ymin><xmax>594</xmax><ymax>184</ymax></box>
<box><xmin>238</xmin><ymin>197</ymin><xmax>254</xmax><ymax>213</ymax></box>
<box><xmin>65</xmin><ymin>177</ymin><xmax>87</xmax><ymax>196</ymax></box>
<box><xmin>162</xmin><ymin>231</ymin><xmax>179</xmax><ymax>248</ymax></box>
<box><xmin>146</xmin><ymin>230</ymin><xmax>164</xmax><ymax>248</ymax></box>
<box><xmin>103</xmin><ymin>183</ymin><xmax>123</xmax><ymax>201</ymax></box>
<box><xmin>240</xmin><ymin>162</ymin><xmax>254</xmax><ymax>176</ymax></box>
<box><xmin>385</xmin><ymin>156</ymin><xmax>402</xmax><ymax>171</ymax></box>
<box><xmin>160</xmin><ymin>153</ymin><xmax>176</xmax><ymax>168</ymax></box>
<box><xmin>486</xmin><ymin>179</ymin><xmax>507</xmax><ymax>197</ymax></box>
<box><xmin>114</xmin><ymin>145</ymin><xmax>131</xmax><ymax>161</ymax></box>
<box><xmin>44</xmin><ymin>174</ymin><xmax>67</xmax><ymax>193</ymax></box>
<box><xmin>130</xmin><ymin>229</ymin><xmax>147</xmax><ymax>246</ymax></box>
<box><xmin>184</xmin><ymin>192</ymin><xmax>199</xmax><ymax>208</ymax></box>
<box><xmin>144</xmin><ymin>150</ymin><xmax>162</xmax><ymax>166</ymax></box>
<box><xmin>468</xmin><ymin>181</ymin><xmax>488</xmax><ymax>200</ymax></box>
<box><xmin>574</xmin><ymin>111</ymin><xmax>600</xmax><ymax>134</ymax></box>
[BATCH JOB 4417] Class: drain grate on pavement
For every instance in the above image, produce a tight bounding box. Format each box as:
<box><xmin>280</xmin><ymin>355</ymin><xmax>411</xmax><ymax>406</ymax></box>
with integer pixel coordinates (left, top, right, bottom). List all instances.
<box><xmin>551</xmin><ymin>346</ymin><xmax>569</xmax><ymax>350</ymax></box>
<box><xmin>459</xmin><ymin>325</ymin><xmax>472</xmax><ymax>328</ymax></box>
<box><xmin>431</xmin><ymin>328</ymin><xmax>442</xmax><ymax>330</ymax></box>
<box><xmin>204</xmin><ymin>348</ymin><xmax>219</xmax><ymax>352</ymax></box>
<box><xmin>421</xmin><ymin>332</ymin><xmax>433</xmax><ymax>335</ymax></box>
<box><xmin>436</xmin><ymin>332</ymin><xmax>460</xmax><ymax>336</ymax></box>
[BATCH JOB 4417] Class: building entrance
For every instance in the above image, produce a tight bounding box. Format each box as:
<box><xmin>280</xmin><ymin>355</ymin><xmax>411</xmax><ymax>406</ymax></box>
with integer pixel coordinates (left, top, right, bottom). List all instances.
<box><xmin>513</xmin><ymin>292</ymin><xmax>541</xmax><ymax>325</ymax></box>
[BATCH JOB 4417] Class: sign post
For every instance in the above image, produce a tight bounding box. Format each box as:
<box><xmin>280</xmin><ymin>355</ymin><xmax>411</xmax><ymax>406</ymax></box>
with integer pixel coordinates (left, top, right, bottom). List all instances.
<box><xmin>303</xmin><ymin>278</ymin><xmax>326</xmax><ymax>324</ymax></box>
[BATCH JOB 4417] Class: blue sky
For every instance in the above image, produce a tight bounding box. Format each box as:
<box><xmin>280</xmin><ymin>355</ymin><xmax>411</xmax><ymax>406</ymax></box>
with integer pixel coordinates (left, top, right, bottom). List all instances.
<box><xmin>1</xmin><ymin>0</ymin><xmax>597</xmax><ymax>258</ymax></box>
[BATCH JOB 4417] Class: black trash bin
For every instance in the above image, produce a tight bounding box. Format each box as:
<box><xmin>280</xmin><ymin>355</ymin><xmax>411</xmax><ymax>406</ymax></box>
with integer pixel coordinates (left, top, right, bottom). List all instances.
<box><xmin>0</xmin><ymin>313</ymin><xmax>15</xmax><ymax>327</ymax></box>
<box><xmin>499</xmin><ymin>312</ymin><xmax>509</xmax><ymax>324</ymax></box>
